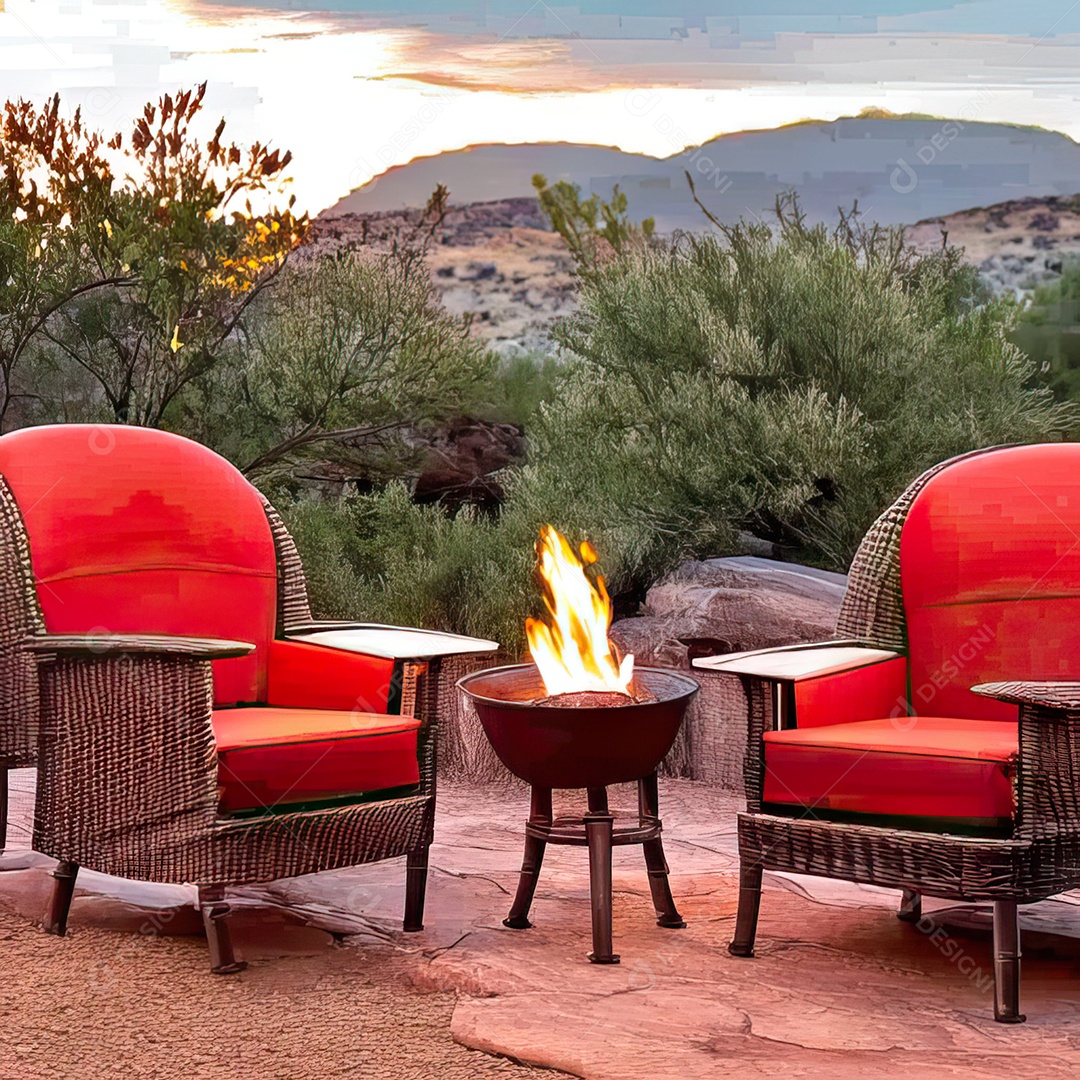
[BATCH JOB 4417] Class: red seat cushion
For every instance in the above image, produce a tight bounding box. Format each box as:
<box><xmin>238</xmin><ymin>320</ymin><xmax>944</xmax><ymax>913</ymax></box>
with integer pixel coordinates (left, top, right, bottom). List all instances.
<box><xmin>763</xmin><ymin>717</ymin><xmax>1017</xmax><ymax>827</ymax></box>
<box><xmin>212</xmin><ymin>707</ymin><xmax>421</xmax><ymax>815</ymax></box>
<box><xmin>0</xmin><ymin>425</ymin><xmax>278</xmax><ymax>706</ymax></box>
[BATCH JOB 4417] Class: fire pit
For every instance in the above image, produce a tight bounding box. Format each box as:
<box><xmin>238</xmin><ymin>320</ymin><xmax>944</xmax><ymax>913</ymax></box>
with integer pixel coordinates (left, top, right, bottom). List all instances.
<box><xmin>458</xmin><ymin>526</ymin><xmax>699</xmax><ymax>963</ymax></box>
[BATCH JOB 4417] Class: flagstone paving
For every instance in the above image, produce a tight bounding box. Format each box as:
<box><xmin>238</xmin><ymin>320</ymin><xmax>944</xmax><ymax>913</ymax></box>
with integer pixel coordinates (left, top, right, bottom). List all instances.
<box><xmin>4</xmin><ymin>771</ymin><xmax>1080</xmax><ymax>1078</ymax></box>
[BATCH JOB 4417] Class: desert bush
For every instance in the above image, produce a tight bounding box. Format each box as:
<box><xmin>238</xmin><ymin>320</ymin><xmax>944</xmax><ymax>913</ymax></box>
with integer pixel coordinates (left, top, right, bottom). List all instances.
<box><xmin>538</xmin><ymin>201</ymin><xmax>1074</xmax><ymax>574</ymax></box>
<box><xmin>1013</xmin><ymin>265</ymin><xmax>1080</xmax><ymax>400</ymax></box>
<box><xmin>180</xmin><ymin>246</ymin><xmax>496</xmax><ymax>478</ymax></box>
<box><xmin>532</xmin><ymin>174</ymin><xmax>654</xmax><ymax>271</ymax></box>
<box><xmin>279</xmin><ymin>201</ymin><xmax>1075</xmax><ymax>654</ymax></box>
<box><xmin>277</xmin><ymin>483</ymin><xmax>535</xmax><ymax>654</ymax></box>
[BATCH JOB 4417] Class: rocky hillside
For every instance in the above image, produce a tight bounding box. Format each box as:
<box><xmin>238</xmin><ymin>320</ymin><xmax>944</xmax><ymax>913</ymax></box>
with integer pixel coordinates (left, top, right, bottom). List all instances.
<box><xmin>907</xmin><ymin>195</ymin><xmax>1080</xmax><ymax>296</ymax></box>
<box><xmin>305</xmin><ymin>198</ymin><xmax>576</xmax><ymax>354</ymax></box>
<box><xmin>307</xmin><ymin>191</ymin><xmax>1080</xmax><ymax>353</ymax></box>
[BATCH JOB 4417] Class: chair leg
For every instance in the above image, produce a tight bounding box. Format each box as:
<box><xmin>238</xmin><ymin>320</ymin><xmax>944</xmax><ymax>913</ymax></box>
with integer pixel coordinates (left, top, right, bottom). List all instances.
<box><xmin>403</xmin><ymin>845</ymin><xmax>429</xmax><ymax>932</ymax></box>
<box><xmin>0</xmin><ymin>768</ymin><xmax>7</xmax><ymax>855</ymax></box>
<box><xmin>199</xmin><ymin>887</ymin><xmax>246</xmax><ymax>975</ymax></box>
<box><xmin>897</xmin><ymin>888</ymin><xmax>922</xmax><ymax>924</ymax></box>
<box><xmin>992</xmin><ymin>900</ymin><xmax>1025</xmax><ymax>1023</ymax></box>
<box><xmin>44</xmin><ymin>861</ymin><xmax>79</xmax><ymax>936</ymax></box>
<box><xmin>728</xmin><ymin>858</ymin><xmax>763</xmax><ymax>958</ymax></box>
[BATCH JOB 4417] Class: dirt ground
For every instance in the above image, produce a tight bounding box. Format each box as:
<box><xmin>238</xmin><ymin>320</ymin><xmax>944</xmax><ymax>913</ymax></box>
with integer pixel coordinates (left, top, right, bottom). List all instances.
<box><xmin>0</xmin><ymin>898</ymin><xmax>568</xmax><ymax>1080</ymax></box>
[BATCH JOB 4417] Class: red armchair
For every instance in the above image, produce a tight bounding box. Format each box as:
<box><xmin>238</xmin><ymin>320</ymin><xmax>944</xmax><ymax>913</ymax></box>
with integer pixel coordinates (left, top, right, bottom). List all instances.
<box><xmin>696</xmin><ymin>444</ymin><xmax>1080</xmax><ymax>1023</ymax></box>
<box><xmin>0</xmin><ymin>424</ymin><xmax>496</xmax><ymax>971</ymax></box>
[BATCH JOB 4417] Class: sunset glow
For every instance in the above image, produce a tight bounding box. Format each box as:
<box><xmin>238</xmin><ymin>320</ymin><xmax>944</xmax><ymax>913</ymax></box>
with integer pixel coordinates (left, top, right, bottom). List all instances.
<box><xmin>2</xmin><ymin>0</ymin><xmax>1080</xmax><ymax>214</ymax></box>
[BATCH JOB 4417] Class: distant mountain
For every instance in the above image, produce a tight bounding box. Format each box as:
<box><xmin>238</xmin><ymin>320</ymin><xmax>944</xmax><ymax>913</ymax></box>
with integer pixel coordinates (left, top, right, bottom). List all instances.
<box><xmin>328</xmin><ymin>117</ymin><xmax>1080</xmax><ymax>230</ymax></box>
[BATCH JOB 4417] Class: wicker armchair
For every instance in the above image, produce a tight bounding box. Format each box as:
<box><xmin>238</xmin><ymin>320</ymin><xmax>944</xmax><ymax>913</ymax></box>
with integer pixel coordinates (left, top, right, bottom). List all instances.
<box><xmin>0</xmin><ymin>424</ymin><xmax>496</xmax><ymax>972</ymax></box>
<box><xmin>695</xmin><ymin>444</ymin><xmax>1080</xmax><ymax>1023</ymax></box>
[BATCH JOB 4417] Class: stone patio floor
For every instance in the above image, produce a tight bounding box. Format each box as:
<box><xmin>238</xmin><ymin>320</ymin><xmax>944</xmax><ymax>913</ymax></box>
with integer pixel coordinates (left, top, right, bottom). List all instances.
<box><xmin>4</xmin><ymin>770</ymin><xmax>1080</xmax><ymax>1078</ymax></box>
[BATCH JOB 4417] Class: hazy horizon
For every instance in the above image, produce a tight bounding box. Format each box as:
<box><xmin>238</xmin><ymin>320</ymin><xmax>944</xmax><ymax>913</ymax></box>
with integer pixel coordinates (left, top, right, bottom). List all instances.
<box><xmin>2</xmin><ymin>0</ymin><xmax>1080</xmax><ymax>214</ymax></box>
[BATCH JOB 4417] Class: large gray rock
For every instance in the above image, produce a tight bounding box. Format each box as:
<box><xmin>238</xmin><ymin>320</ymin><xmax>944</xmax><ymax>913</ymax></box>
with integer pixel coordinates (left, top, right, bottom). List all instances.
<box><xmin>611</xmin><ymin>557</ymin><xmax>847</xmax><ymax>786</ymax></box>
<box><xmin>611</xmin><ymin>556</ymin><xmax>847</xmax><ymax>665</ymax></box>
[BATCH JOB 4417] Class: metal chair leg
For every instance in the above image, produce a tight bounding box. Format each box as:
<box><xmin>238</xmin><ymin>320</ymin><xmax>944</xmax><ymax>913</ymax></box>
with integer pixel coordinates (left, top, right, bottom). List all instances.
<box><xmin>199</xmin><ymin>886</ymin><xmax>246</xmax><ymax>975</ymax></box>
<box><xmin>0</xmin><ymin>768</ymin><xmax>7</xmax><ymax>855</ymax></box>
<box><xmin>505</xmin><ymin>786</ymin><xmax>552</xmax><ymax>930</ymax></box>
<box><xmin>44</xmin><ymin>860</ymin><xmax>79</xmax><ymax>936</ymax></box>
<box><xmin>897</xmin><ymin>888</ymin><xmax>922</xmax><ymax>924</ymax></box>
<box><xmin>993</xmin><ymin>900</ymin><xmax>1025</xmax><ymax>1023</ymax></box>
<box><xmin>728</xmin><ymin>858</ymin><xmax>763</xmax><ymax>958</ymax></box>
<box><xmin>586</xmin><ymin>787</ymin><xmax>619</xmax><ymax>964</ymax></box>
<box><xmin>403</xmin><ymin>844</ymin><xmax>429</xmax><ymax>932</ymax></box>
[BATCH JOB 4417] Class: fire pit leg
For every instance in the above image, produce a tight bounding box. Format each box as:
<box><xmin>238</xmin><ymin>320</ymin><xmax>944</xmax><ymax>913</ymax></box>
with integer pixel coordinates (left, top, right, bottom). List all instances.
<box><xmin>585</xmin><ymin>787</ymin><xmax>619</xmax><ymax>964</ymax></box>
<box><xmin>505</xmin><ymin>787</ymin><xmax>553</xmax><ymax>930</ymax></box>
<box><xmin>638</xmin><ymin>774</ymin><xmax>686</xmax><ymax>929</ymax></box>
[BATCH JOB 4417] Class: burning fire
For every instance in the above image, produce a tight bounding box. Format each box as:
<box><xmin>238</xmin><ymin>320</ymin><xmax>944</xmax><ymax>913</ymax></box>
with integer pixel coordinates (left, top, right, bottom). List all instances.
<box><xmin>526</xmin><ymin>525</ymin><xmax>634</xmax><ymax>697</ymax></box>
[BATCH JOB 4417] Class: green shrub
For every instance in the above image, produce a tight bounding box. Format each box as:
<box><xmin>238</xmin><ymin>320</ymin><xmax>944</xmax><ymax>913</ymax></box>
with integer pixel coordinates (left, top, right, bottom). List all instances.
<box><xmin>532</xmin><ymin>174</ymin><xmax>655</xmax><ymax>271</ymax></box>
<box><xmin>176</xmin><ymin>247</ymin><xmax>497</xmax><ymax>478</ymax></box>
<box><xmin>1013</xmin><ymin>264</ymin><xmax>1080</xmax><ymax>400</ymax></box>
<box><xmin>279</xmin><ymin>202</ymin><xmax>1077</xmax><ymax>654</ymax></box>
<box><xmin>540</xmin><ymin>208</ymin><xmax>1074</xmax><ymax>573</ymax></box>
<box><xmin>277</xmin><ymin>483</ymin><xmax>535</xmax><ymax>656</ymax></box>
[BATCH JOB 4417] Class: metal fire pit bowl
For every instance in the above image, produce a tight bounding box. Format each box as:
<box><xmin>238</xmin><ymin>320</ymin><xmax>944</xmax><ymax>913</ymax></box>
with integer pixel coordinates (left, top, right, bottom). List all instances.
<box><xmin>457</xmin><ymin>663</ymin><xmax>699</xmax><ymax>790</ymax></box>
<box><xmin>457</xmin><ymin>663</ymin><xmax>699</xmax><ymax>964</ymax></box>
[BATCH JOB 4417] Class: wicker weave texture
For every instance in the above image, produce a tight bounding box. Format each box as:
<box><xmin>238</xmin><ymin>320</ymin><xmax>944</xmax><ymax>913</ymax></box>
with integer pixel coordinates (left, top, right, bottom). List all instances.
<box><xmin>835</xmin><ymin>447</ymin><xmax>1001</xmax><ymax>651</ymax></box>
<box><xmin>261</xmin><ymin>496</ymin><xmax>313</xmax><ymax>631</ymax></box>
<box><xmin>34</xmin><ymin>649</ymin><xmax>435</xmax><ymax>885</ymax></box>
<box><xmin>0</xmin><ymin>475</ymin><xmax>43</xmax><ymax>768</ymax></box>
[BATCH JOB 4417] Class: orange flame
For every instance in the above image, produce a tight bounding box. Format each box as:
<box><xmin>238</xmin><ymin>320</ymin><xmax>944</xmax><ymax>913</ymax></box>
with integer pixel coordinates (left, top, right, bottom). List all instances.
<box><xmin>526</xmin><ymin>525</ymin><xmax>634</xmax><ymax>697</ymax></box>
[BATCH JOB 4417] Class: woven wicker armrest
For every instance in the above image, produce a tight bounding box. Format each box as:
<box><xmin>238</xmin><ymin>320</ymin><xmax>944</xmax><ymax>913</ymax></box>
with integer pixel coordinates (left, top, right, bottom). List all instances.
<box><xmin>693</xmin><ymin>641</ymin><xmax>900</xmax><ymax>681</ymax></box>
<box><xmin>26</xmin><ymin>633</ymin><xmax>254</xmax><ymax>660</ymax></box>
<box><xmin>972</xmin><ymin>681</ymin><xmax>1080</xmax><ymax>712</ymax></box>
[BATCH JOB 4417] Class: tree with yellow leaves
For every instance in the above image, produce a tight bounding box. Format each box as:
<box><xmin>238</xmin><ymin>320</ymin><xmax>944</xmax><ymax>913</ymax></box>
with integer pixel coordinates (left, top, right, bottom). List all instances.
<box><xmin>2</xmin><ymin>84</ymin><xmax>306</xmax><ymax>427</ymax></box>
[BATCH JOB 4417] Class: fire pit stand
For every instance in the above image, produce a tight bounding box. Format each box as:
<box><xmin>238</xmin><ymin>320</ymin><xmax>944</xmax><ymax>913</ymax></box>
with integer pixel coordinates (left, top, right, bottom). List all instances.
<box><xmin>458</xmin><ymin>664</ymin><xmax>698</xmax><ymax>964</ymax></box>
<box><xmin>504</xmin><ymin>773</ymin><xmax>684</xmax><ymax>963</ymax></box>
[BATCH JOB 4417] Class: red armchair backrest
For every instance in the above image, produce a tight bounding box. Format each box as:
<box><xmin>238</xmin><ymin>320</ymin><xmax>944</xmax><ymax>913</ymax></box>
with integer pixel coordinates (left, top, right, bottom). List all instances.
<box><xmin>900</xmin><ymin>443</ymin><xmax>1080</xmax><ymax>720</ymax></box>
<box><xmin>0</xmin><ymin>425</ymin><xmax>278</xmax><ymax>706</ymax></box>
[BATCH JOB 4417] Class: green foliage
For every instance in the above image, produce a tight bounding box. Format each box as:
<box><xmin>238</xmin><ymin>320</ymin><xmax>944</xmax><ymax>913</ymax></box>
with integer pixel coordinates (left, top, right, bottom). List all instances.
<box><xmin>540</xmin><ymin>203</ymin><xmax>1072</xmax><ymax>572</ymax></box>
<box><xmin>277</xmin><ymin>484</ymin><xmax>535</xmax><ymax>656</ymax></box>
<box><xmin>532</xmin><ymin>174</ymin><xmax>655</xmax><ymax>270</ymax></box>
<box><xmin>1013</xmin><ymin>264</ymin><xmax>1080</xmax><ymax>400</ymax></box>
<box><xmin>181</xmin><ymin>248</ymin><xmax>495</xmax><ymax>476</ymax></box>
<box><xmin>477</xmin><ymin>350</ymin><xmax>564</xmax><ymax>428</ymax></box>
<box><xmin>270</xmin><ymin>198</ymin><xmax>1076</xmax><ymax>656</ymax></box>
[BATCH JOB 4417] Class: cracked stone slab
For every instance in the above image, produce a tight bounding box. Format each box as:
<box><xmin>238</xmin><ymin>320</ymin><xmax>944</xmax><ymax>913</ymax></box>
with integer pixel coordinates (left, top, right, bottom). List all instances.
<box><xmin>6</xmin><ymin>771</ymin><xmax>1080</xmax><ymax>1076</ymax></box>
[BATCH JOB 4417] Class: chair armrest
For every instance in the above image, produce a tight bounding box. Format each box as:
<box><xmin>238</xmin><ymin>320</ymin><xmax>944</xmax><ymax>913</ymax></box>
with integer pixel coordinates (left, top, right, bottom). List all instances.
<box><xmin>285</xmin><ymin>622</ymin><xmax>498</xmax><ymax>661</ymax></box>
<box><xmin>27</xmin><ymin>633</ymin><xmax>254</xmax><ymax>660</ymax></box>
<box><xmin>695</xmin><ymin>641</ymin><xmax>907</xmax><ymax>810</ymax></box>
<box><xmin>972</xmin><ymin>681</ymin><xmax>1080</xmax><ymax>711</ymax></box>
<box><xmin>692</xmin><ymin>641</ymin><xmax>901</xmax><ymax>680</ymax></box>
<box><xmin>32</xmin><ymin>643</ymin><xmax>223</xmax><ymax>870</ymax></box>
<box><xmin>973</xmin><ymin>681</ymin><xmax>1080</xmax><ymax>840</ymax></box>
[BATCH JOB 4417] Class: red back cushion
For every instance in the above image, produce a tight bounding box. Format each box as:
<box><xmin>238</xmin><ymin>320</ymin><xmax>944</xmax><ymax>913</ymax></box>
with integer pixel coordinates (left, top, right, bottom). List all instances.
<box><xmin>0</xmin><ymin>425</ymin><xmax>278</xmax><ymax>705</ymax></box>
<box><xmin>900</xmin><ymin>444</ymin><xmax>1080</xmax><ymax>720</ymax></box>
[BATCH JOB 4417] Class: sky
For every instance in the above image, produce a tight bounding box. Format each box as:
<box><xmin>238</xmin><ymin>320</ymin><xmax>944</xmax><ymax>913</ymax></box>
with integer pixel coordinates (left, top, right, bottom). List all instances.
<box><xmin>2</xmin><ymin>1</ymin><xmax>1080</xmax><ymax>214</ymax></box>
